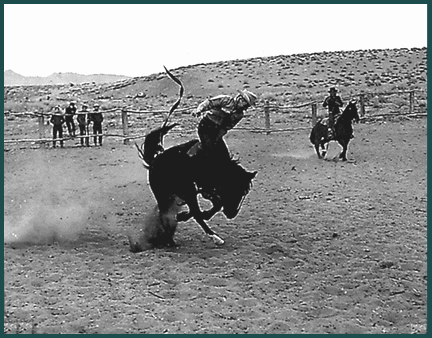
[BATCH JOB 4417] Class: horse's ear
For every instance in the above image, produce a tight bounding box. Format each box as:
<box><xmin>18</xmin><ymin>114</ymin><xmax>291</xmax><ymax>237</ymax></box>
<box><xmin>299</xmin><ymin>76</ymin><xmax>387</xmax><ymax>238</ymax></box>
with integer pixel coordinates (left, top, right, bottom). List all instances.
<box><xmin>249</xmin><ymin>171</ymin><xmax>258</xmax><ymax>179</ymax></box>
<box><xmin>350</xmin><ymin>99</ymin><xmax>357</xmax><ymax>105</ymax></box>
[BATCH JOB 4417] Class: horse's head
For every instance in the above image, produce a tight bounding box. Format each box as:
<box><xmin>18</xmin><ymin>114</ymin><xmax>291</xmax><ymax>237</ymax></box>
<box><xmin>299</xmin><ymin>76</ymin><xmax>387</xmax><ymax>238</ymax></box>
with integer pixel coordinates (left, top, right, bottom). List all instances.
<box><xmin>221</xmin><ymin>164</ymin><xmax>257</xmax><ymax>219</ymax></box>
<box><xmin>343</xmin><ymin>100</ymin><xmax>360</xmax><ymax>123</ymax></box>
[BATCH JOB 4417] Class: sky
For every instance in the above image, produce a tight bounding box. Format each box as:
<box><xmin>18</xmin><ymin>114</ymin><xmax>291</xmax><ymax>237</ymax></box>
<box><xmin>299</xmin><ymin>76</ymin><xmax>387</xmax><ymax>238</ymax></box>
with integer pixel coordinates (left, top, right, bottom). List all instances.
<box><xmin>4</xmin><ymin>3</ymin><xmax>428</xmax><ymax>78</ymax></box>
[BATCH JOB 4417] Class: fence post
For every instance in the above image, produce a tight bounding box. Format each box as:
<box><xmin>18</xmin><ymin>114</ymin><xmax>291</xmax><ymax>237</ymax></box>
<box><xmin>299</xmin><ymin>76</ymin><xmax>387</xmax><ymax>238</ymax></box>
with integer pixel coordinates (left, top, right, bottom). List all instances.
<box><xmin>359</xmin><ymin>94</ymin><xmax>366</xmax><ymax>117</ymax></box>
<box><xmin>409</xmin><ymin>90</ymin><xmax>415</xmax><ymax>114</ymax></box>
<box><xmin>264</xmin><ymin>100</ymin><xmax>271</xmax><ymax>135</ymax></box>
<box><xmin>38</xmin><ymin>112</ymin><xmax>45</xmax><ymax>148</ymax></box>
<box><xmin>311</xmin><ymin>103</ymin><xmax>317</xmax><ymax>127</ymax></box>
<box><xmin>121</xmin><ymin>108</ymin><xmax>130</xmax><ymax>145</ymax></box>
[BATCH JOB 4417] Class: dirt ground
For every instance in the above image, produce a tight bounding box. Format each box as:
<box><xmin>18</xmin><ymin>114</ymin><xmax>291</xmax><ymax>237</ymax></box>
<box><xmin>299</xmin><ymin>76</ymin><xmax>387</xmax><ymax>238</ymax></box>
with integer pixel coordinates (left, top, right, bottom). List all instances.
<box><xmin>4</xmin><ymin>117</ymin><xmax>427</xmax><ymax>334</ymax></box>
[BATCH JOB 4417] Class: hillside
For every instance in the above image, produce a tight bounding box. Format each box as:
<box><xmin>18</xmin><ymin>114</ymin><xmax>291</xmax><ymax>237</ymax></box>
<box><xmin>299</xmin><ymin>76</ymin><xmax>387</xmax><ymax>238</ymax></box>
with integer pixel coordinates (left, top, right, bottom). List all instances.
<box><xmin>4</xmin><ymin>70</ymin><xmax>130</xmax><ymax>86</ymax></box>
<box><xmin>3</xmin><ymin>47</ymin><xmax>427</xmax><ymax>113</ymax></box>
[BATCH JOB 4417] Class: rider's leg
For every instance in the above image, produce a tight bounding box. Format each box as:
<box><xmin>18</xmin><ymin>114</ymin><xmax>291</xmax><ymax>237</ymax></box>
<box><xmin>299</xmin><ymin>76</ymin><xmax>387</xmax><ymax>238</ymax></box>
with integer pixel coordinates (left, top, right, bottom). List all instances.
<box><xmin>197</xmin><ymin>118</ymin><xmax>220</xmax><ymax>153</ymax></box>
<box><xmin>187</xmin><ymin>119</ymin><xmax>217</xmax><ymax>157</ymax></box>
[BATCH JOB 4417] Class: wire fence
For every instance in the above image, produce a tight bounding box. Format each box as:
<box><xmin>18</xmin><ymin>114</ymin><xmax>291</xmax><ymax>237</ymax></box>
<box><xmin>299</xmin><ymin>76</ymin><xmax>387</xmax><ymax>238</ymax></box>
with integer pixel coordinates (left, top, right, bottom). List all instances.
<box><xmin>3</xmin><ymin>89</ymin><xmax>427</xmax><ymax>148</ymax></box>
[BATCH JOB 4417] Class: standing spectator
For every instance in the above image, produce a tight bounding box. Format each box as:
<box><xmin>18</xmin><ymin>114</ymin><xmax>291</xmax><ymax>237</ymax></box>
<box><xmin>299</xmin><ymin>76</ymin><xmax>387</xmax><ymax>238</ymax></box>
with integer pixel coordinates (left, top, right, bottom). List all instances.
<box><xmin>323</xmin><ymin>87</ymin><xmax>343</xmax><ymax>138</ymax></box>
<box><xmin>50</xmin><ymin>106</ymin><xmax>65</xmax><ymax>148</ymax></box>
<box><xmin>76</xmin><ymin>103</ymin><xmax>90</xmax><ymax>147</ymax></box>
<box><xmin>88</xmin><ymin>103</ymin><xmax>104</xmax><ymax>146</ymax></box>
<box><xmin>65</xmin><ymin>101</ymin><xmax>77</xmax><ymax>137</ymax></box>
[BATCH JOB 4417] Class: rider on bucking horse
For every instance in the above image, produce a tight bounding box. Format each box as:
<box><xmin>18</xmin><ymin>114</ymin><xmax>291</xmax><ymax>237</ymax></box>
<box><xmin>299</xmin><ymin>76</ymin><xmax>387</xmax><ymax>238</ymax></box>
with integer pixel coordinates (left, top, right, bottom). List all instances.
<box><xmin>188</xmin><ymin>89</ymin><xmax>258</xmax><ymax>158</ymax></box>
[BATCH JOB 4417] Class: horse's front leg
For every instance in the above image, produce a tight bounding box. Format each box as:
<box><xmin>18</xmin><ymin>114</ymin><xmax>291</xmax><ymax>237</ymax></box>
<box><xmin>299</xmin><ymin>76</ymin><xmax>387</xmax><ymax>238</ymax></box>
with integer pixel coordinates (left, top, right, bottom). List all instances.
<box><xmin>338</xmin><ymin>140</ymin><xmax>348</xmax><ymax>161</ymax></box>
<box><xmin>176</xmin><ymin>211</ymin><xmax>193</xmax><ymax>222</ymax></box>
<box><xmin>200</xmin><ymin>190</ymin><xmax>223</xmax><ymax>220</ymax></box>
<box><xmin>177</xmin><ymin>192</ymin><xmax>222</xmax><ymax>222</ymax></box>
<box><xmin>202</xmin><ymin>200</ymin><xmax>223</xmax><ymax>220</ymax></box>
<box><xmin>186</xmin><ymin>195</ymin><xmax>224</xmax><ymax>245</ymax></box>
<box><xmin>314</xmin><ymin>143</ymin><xmax>322</xmax><ymax>159</ymax></box>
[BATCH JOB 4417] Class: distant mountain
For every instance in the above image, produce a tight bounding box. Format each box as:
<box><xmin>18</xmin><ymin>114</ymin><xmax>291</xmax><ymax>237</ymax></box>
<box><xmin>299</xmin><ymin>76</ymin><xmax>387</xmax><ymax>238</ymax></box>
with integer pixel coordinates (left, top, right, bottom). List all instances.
<box><xmin>4</xmin><ymin>70</ymin><xmax>131</xmax><ymax>86</ymax></box>
<box><xmin>4</xmin><ymin>70</ymin><xmax>26</xmax><ymax>85</ymax></box>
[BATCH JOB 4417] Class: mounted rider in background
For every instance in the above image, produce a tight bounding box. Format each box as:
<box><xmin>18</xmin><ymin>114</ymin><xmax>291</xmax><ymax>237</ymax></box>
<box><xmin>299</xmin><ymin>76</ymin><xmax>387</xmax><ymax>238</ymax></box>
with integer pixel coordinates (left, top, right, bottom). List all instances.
<box><xmin>323</xmin><ymin>87</ymin><xmax>343</xmax><ymax>139</ymax></box>
<box><xmin>189</xmin><ymin>89</ymin><xmax>257</xmax><ymax>158</ymax></box>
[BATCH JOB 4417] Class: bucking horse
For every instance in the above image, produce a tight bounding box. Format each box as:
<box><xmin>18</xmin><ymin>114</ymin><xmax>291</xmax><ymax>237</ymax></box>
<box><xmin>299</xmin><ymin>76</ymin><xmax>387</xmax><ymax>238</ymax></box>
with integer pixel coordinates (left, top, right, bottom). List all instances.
<box><xmin>130</xmin><ymin>67</ymin><xmax>257</xmax><ymax>251</ymax></box>
<box><xmin>310</xmin><ymin>100</ymin><xmax>360</xmax><ymax>161</ymax></box>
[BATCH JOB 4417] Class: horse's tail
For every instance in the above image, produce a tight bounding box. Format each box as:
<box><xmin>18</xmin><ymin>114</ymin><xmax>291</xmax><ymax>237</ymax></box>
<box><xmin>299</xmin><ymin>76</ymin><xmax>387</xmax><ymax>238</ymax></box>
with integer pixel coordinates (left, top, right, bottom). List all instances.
<box><xmin>309</xmin><ymin>126</ymin><xmax>316</xmax><ymax>144</ymax></box>
<box><xmin>137</xmin><ymin>67</ymin><xmax>183</xmax><ymax>169</ymax></box>
<box><xmin>310</xmin><ymin>117</ymin><xmax>324</xmax><ymax>143</ymax></box>
<box><xmin>136</xmin><ymin>123</ymin><xmax>179</xmax><ymax>169</ymax></box>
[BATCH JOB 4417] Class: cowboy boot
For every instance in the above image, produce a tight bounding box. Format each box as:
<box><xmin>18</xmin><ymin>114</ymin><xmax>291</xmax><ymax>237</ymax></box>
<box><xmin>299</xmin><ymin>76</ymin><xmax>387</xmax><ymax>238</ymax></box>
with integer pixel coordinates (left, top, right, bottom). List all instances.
<box><xmin>187</xmin><ymin>142</ymin><xmax>202</xmax><ymax>157</ymax></box>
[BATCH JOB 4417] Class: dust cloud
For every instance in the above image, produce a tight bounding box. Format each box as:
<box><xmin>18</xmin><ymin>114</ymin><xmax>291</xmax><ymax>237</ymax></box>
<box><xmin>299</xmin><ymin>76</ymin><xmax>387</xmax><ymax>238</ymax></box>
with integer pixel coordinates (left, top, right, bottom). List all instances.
<box><xmin>4</xmin><ymin>149</ymin><xmax>95</xmax><ymax>245</ymax></box>
<box><xmin>4</xmin><ymin>202</ymin><xmax>89</xmax><ymax>244</ymax></box>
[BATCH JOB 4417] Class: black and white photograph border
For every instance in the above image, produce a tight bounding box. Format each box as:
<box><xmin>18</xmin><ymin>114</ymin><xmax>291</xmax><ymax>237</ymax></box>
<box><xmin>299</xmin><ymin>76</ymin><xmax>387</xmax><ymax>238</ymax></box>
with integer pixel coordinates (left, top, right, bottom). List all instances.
<box><xmin>4</xmin><ymin>3</ymin><xmax>427</xmax><ymax>334</ymax></box>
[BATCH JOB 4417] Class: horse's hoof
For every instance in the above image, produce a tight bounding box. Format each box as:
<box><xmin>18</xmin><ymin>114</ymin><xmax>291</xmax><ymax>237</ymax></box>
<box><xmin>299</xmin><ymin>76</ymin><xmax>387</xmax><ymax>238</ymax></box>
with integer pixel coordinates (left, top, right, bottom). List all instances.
<box><xmin>129</xmin><ymin>241</ymin><xmax>143</xmax><ymax>253</ymax></box>
<box><xmin>209</xmin><ymin>234</ymin><xmax>225</xmax><ymax>245</ymax></box>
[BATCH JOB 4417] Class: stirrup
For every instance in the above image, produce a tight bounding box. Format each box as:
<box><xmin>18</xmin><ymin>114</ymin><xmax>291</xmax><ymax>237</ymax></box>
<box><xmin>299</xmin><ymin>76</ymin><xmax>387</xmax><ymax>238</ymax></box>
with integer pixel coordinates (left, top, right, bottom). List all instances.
<box><xmin>187</xmin><ymin>143</ymin><xmax>202</xmax><ymax>157</ymax></box>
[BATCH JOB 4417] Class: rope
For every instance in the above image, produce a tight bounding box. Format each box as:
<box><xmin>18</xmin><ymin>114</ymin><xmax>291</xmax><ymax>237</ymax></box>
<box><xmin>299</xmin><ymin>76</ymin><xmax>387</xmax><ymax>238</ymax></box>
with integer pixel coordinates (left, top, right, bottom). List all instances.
<box><xmin>162</xmin><ymin>66</ymin><xmax>184</xmax><ymax>128</ymax></box>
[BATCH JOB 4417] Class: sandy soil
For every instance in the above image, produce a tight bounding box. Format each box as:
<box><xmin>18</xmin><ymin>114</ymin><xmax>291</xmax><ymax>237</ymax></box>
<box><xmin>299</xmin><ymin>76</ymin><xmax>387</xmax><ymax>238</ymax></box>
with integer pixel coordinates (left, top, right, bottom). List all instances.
<box><xmin>4</xmin><ymin>117</ymin><xmax>427</xmax><ymax>334</ymax></box>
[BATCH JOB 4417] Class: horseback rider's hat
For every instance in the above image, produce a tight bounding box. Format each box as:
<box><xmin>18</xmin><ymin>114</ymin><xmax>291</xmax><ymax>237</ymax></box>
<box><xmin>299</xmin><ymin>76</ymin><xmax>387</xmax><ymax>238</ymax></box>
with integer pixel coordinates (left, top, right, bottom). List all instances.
<box><xmin>238</xmin><ymin>89</ymin><xmax>258</xmax><ymax>106</ymax></box>
<box><xmin>329</xmin><ymin>87</ymin><xmax>337</xmax><ymax>93</ymax></box>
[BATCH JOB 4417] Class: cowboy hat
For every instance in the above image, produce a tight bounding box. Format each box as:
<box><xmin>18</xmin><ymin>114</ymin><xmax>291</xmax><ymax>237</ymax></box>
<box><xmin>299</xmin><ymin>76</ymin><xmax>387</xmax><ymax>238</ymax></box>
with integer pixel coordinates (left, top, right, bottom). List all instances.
<box><xmin>329</xmin><ymin>87</ymin><xmax>337</xmax><ymax>92</ymax></box>
<box><xmin>238</xmin><ymin>89</ymin><xmax>258</xmax><ymax>106</ymax></box>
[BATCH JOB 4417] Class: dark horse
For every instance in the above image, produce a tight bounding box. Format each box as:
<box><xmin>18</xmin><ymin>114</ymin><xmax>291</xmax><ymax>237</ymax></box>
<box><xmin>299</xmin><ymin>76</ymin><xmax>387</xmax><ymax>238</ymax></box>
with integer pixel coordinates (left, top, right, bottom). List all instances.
<box><xmin>310</xmin><ymin>100</ymin><xmax>360</xmax><ymax>161</ymax></box>
<box><xmin>135</xmin><ymin>123</ymin><xmax>257</xmax><ymax>248</ymax></box>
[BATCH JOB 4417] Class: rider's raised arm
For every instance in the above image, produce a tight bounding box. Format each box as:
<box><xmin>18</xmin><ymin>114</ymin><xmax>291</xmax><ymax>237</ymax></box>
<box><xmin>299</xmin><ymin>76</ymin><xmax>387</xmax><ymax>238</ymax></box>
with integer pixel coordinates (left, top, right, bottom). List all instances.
<box><xmin>323</xmin><ymin>96</ymin><xmax>330</xmax><ymax>108</ymax></box>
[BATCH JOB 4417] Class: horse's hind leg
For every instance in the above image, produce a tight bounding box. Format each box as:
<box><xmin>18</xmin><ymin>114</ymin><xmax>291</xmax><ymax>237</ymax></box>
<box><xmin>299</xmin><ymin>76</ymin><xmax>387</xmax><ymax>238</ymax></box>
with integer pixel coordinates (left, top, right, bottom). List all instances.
<box><xmin>314</xmin><ymin>143</ymin><xmax>322</xmax><ymax>159</ymax></box>
<box><xmin>321</xmin><ymin>142</ymin><xmax>329</xmax><ymax>159</ymax></box>
<box><xmin>157</xmin><ymin>204</ymin><xmax>179</xmax><ymax>247</ymax></box>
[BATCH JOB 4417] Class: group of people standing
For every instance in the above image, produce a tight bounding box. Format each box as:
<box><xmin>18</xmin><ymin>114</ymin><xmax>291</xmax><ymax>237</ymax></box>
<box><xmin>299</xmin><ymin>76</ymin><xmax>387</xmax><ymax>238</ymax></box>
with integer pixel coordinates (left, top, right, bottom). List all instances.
<box><xmin>50</xmin><ymin>101</ymin><xmax>104</xmax><ymax>148</ymax></box>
